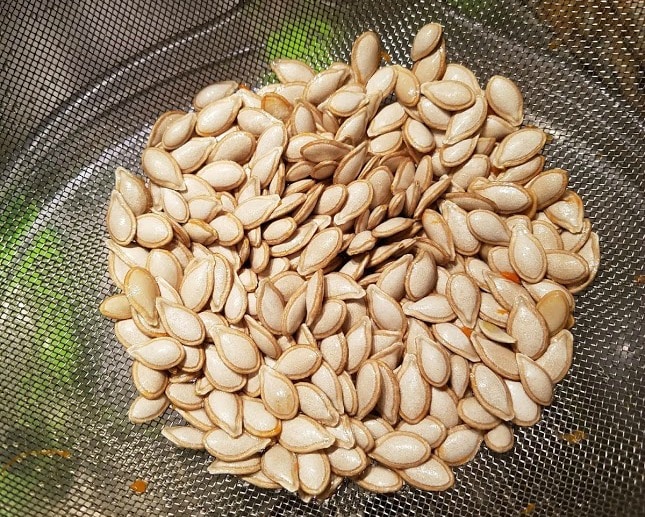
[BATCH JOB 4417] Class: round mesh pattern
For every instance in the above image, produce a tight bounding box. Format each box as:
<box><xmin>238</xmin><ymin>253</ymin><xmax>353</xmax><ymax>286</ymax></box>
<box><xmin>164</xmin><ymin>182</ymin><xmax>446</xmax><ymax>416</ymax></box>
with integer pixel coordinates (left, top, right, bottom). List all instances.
<box><xmin>0</xmin><ymin>0</ymin><xmax>643</xmax><ymax>515</ymax></box>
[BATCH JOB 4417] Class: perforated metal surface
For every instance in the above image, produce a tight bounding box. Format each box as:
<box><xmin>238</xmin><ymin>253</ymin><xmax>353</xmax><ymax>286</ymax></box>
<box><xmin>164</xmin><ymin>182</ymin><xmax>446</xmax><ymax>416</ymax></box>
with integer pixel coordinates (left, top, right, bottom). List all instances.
<box><xmin>0</xmin><ymin>0</ymin><xmax>643</xmax><ymax>515</ymax></box>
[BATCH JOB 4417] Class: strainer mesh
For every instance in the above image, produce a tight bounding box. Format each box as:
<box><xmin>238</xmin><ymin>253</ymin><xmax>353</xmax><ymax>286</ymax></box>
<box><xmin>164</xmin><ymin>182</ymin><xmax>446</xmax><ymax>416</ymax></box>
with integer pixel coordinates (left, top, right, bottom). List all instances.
<box><xmin>0</xmin><ymin>0</ymin><xmax>643</xmax><ymax>515</ymax></box>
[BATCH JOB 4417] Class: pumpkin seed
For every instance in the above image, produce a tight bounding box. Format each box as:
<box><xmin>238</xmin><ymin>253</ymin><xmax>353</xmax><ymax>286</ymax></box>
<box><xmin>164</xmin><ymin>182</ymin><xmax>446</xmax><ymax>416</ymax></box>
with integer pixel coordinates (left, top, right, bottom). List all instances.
<box><xmin>484</xmin><ymin>423</ymin><xmax>514</xmax><ymax>453</ymax></box>
<box><xmin>141</xmin><ymin>147</ymin><xmax>185</xmax><ymax>190</ymax></box>
<box><xmin>516</xmin><ymin>353</ymin><xmax>553</xmax><ymax>406</ymax></box>
<box><xmin>355</xmin><ymin>464</ymin><xmax>403</xmax><ymax>493</ymax></box>
<box><xmin>411</xmin><ymin>22</ymin><xmax>443</xmax><ymax>60</ymax></box>
<box><xmin>504</xmin><ymin>379</ymin><xmax>541</xmax><ymax>427</ymax></box>
<box><xmin>355</xmin><ymin>360</ymin><xmax>382</xmax><ymax>420</ymax></box>
<box><xmin>351</xmin><ymin>31</ymin><xmax>381</xmax><ymax>84</ymax></box>
<box><xmin>396</xmin><ymin>354</ymin><xmax>431</xmax><ymax>424</ymax></box>
<box><xmin>470</xmin><ymin>363</ymin><xmax>514</xmax><ymax>421</ymax></box>
<box><xmin>367</xmin><ymin>285</ymin><xmax>407</xmax><ymax>332</ymax></box>
<box><xmin>129</xmin><ymin>395</ymin><xmax>170</xmax><ymax>424</ymax></box>
<box><xmin>280</xmin><ymin>415</ymin><xmax>335</xmax><ymax>453</ymax></box>
<box><xmin>399</xmin><ymin>455</ymin><xmax>455</xmax><ymax>491</ymax></box>
<box><xmin>436</xmin><ymin>425</ymin><xmax>483</xmax><ymax>466</ymax></box>
<box><xmin>370</xmin><ymin>431</ymin><xmax>431</xmax><ymax>469</ymax></box>
<box><xmin>132</xmin><ymin>361</ymin><xmax>168</xmax><ymax>399</ymax></box>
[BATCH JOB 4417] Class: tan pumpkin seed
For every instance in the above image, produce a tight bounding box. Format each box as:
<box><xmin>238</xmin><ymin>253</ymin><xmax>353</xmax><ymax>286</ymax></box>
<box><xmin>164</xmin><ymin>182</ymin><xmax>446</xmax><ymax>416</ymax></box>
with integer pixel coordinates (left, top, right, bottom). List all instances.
<box><xmin>416</xmin><ymin>336</ymin><xmax>451</xmax><ymax>387</ymax></box>
<box><xmin>114</xmin><ymin>318</ymin><xmax>149</xmax><ymax>349</ymax></box>
<box><xmin>508</xmin><ymin>224</ymin><xmax>547</xmax><ymax>283</ymax></box>
<box><xmin>369</xmin><ymin>130</ymin><xmax>403</xmax><ymax>156</ymax></box>
<box><xmin>445</xmin><ymin>272</ymin><xmax>480</xmax><ymax>328</ymax></box>
<box><xmin>260</xmin><ymin>366</ymin><xmax>298</xmax><ymax>420</ymax></box>
<box><xmin>197</xmin><ymin>160</ymin><xmax>246</xmax><ymax>192</ymax></box>
<box><xmin>195</xmin><ymin>95</ymin><xmax>242</xmax><ymax>136</ymax></box>
<box><xmin>171</xmin><ymin>137</ymin><xmax>215</xmax><ymax>173</ymax></box>
<box><xmin>280</xmin><ymin>415</ymin><xmax>335</xmax><ymax>453</ymax></box>
<box><xmin>497</xmin><ymin>154</ymin><xmax>544</xmax><ymax>184</ymax></box>
<box><xmin>397</xmin><ymin>416</ymin><xmax>446</xmax><ymax>449</ymax></box>
<box><xmin>355</xmin><ymin>360</ymin><xmax>382</xmax><ymax>419</ymax></box>
<box><xmin>457</xmin><ymin>396</ymin><xmax>501</xmax><ymax>431</ymax></box>
<box><xmin>156</xmin><ymin>298</ymin><xmax>205</xmax><ymax>346</ymax></box>
<box><xmin>123</xmin><ymin>267</ymin><xmax>159</xmax><ymax>325</ymax></box>
<box><xmin>536</xmin><ymin>290</ymin><xmax>570</xmax><ymax>336</ymax></box>
<box><xmin>273</xmin><ymin>345</ymin><xmax>322</xmax><ymax>380</ymax></box>
<box><xmin>207</xmin><ymin>456</ymin><xmax>261</xmax><ymax>476</ymax></box>
<box><xmin>135</xmin><ymin>213</ymin><xmax>174</xmax><ymax>248</ymax></box>
<box><xmin>485</xmin><ymin>75</ymin><xmax>523</xmax><ymax>126</ymax></box>
<box><xmin>376</xmin><ymin>363</ymin><xmax>400</xmax><ymax>425</ymax></box>
<box><xmin>478</xmin><ymin>320</ymin><xmax>516</xmax><ymax>344</ymax></box>
<box><xmin>484</xmin><ymin>271</ymin><xmax>534</xmax><ymax>312</ymax></box>
<box><xmin>436</xmin><ymin>424</ymin><xmax>483</xmax><ymax>466</ymax></box>
<box><xmin>484</xmin><ymin>423</ymin><xmax>514</xmax><ymax>453</ymax></box>
<box><xmin>306</xmin><ymin>67</ymin><xmax>350</xmax><ymax>105</ymax></box>
<box><xmin>296</xmin><ymin>227</ymin><xmax>343</xmax><ymax>277</ymax></box>
<box><xmin>128</xmin><ymin>395</ymin><xmax>170</xmax><ymax>424</ymax></box>
<box><xmin>370</xmin><ymin>431</ymin><xmax>431</xmax><ymax>469</ymax></box>
<box><xmin>403</xmin><ymin>118</ymin><xmax>435</xmax><ymax>153</ymax></box>
<box><xmin>439</xmin><ymin>200</ymin><xmax>480</xmax><ymax>256</ymax></box>
<box><xmin>516</xmin><ymin>353</ymin><xmax>553</xmax><ymax>406</ymax></box>
<box><xmin>492</xmin><ymin>128</ymin><xmax>546</xmax><ymax>169</ymax></box>
<box><xmin>296</xmin><ymin>382</ymin><xmax>340</xmax><ymax>427</ymax></box>
<box><xmin>394</xmin><ymin>66</ymin><xmax>420</xmax><ymax>106</ymax></box>
<box><xmin>504</xmin><ymin>379</ymin><xmax>541</xmax><ymax>427</ymax></box>
<box><xmin>367</xmin><ymin>285</ymin><xmax>407</xmax><ymax>332</ymax></box>
<box><xmin>444</xmin><ymin>95</ymin><xmax>487</xmax><ymax>145</ymax></box>
<box><xmin>470</xmin><ymin>363</ymin><xmax>514</xmax><ymax>421</ymax></box>
<box><xmin>399</xmin><ymin>455</ymin><xmax>455</xmax><ymax>491</ymax></box>
<box><xmin>545</xmin><ymin>249</ymin><xmax>589</xmax><ymax>285</ymax></box>
<box><xmin>233</xmin><ymin>195</ymin><xmax>281</xmax><ymax>230</ymax></box>
<box><xmin>141</xmin><ymin>147</ymin><xmax>185</xmax><ymax>190</ymax></box>
<box><xmin>536</xmin><ymin>329</ymin><xmax>573</xmax><ymax>383</ymax></box>
<box><xmin>165</xmin><ymin>382</ymin><xmax>203</xmax><ymax>411</ymax></box>
<box><xmin>427</xmin><ymin>386</ymin><xmax>460</xmax><ymax>428</ymax></box>
<box><xmin>193</xmin><ymin>81</ymin><xmax>237</xmax><ymax>110</ymax></box>
<box><xmin>311</xmin><ymin>299</ymin><xmax>347</xmax><ymax>339</ymax></box>
<box><xmin>161</xmin><ymin>425</ymin><xmax>204</xmax><ymax>450</ymax></box>
<box><xmin>205</xmin><ymin>428</ymin><xmax>271</xmax><ymax>462</ymax></box>
<box><xmin>413</xmin><ymin>41</ymin><xmax>446</xmax><ymax>83</ymax></box>
<box><xmin>209</xmin><ymin>325</ymin><xmax>260</xmax><ymax>375</ymax></box>
<box><xmin>422</xmin><ymin>80</ymin><xmax>475</xmax><ymax>111</ymax></box>
<box><xmin>432</xmin><ymin>322</ymin><xmax>479</xmax><ymax>362</ymax></box>
<box><xmin>507</xmin><ymin>297</ymin><xmax>549</xmax><ymax>361</ymax></box>
<box><xmin>132</xmin><ymin>361</ymin><xmax>168</xmax><ymax>399</ymax></box>
<box><xmin>355</xmin><ymin>464</ymin><xmax>403</xmax><ymax>493</ymax></box>
<box><xmin>99</xmin><ymin>294</ymin><xmax>131</xmax><ymax>320</ymax></box>
<box><xmin>403</xmin><ymin>293</ymin><xmax>455</xmax><ymax>324</ymax></box>
<box><xmin>449</xmin><ymin>355</ymin><xmax>470</xmax><ymax>399</ymax></box>
<box><xmin>411</xmin><ymin>22</ymin><xmax>443</xmax><ymax>60</ymax></box>
<box><xmin>466</xmin><ymin>210</ymin><xmax>510</xmax><ymax>246</ymax></box>
<box><xmin>204</xmin><ymin>345</ymin><xmax>246</xmax><ymax>392</ymax></box>
<box><xmin>526</xmin><ymin>168</ymin><xmax>568</xmax><ymax>210</ymax></box>
<box><xmin>256</xmin><ymin>279</ymin><xmax>285</xmax><ymax>335</ymax></box>
<box><xmin>470</xmin><ymin>331</ymin><xmax>519</xmax><ymax>380</ymax></box>
<box><xmin>296</xmin><ymin>452</ymin><xmax>331</xmax><ymax>496</ymax></box>
<box><xmin>473</xmin><ymin>182</ymin><xmax>533</xmax><ymax>215</ymax></box>
<box><xmin>208</xmin><ymin>130</ymin><xmax>255</xmax><ymax>164</ymax></box>
<box><xmin>397</xmin><ymin>354</ymin><xmax>431</xmax><ymax>424</ymax></box>
<box><xmin>327</xmin><ymin>446</ymin><xmax>368</xmax><ymax>477</ymax></box>
<box><xmin>351</xmin><ymin>31</ymin><xmax>381</xmax><ymax>84</ymax></box>
<box><xmin>241</xmin><ymin>396</ymin><xmax>281</xmax><ymax>438</ymax></box>
<box><xmin>376</xmin><ymin>254</ymin><xmax>412</xmax><ymax>301</ymax></box>
<box><xmin>107</xmin><ymin>190</ymin><xmax>136</xmax><ymax>246</ymax></box>
<box><xmin>204</xmin><ymin>390</ymin><xmax>242</xmax><ymax>437</ymax></box>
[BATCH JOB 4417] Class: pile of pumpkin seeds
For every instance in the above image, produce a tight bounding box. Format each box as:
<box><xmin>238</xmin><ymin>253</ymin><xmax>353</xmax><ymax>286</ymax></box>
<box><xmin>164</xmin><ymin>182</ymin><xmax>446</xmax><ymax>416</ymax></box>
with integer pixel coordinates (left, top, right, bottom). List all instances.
<box><xmin>101</xmin><ymin>24</ymin><xmax>600</xmax><ymax>500</ymax></box>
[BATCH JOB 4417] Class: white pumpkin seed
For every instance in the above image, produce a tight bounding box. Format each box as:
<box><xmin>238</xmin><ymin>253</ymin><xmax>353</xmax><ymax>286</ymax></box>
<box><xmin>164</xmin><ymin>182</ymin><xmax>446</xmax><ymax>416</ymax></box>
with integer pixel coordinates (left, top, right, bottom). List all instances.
<box><xmin>280</xmin><ymin>415</ymin><xmax>335</xmax><ymax>453</ymax></box>
<box><xmin>370</xmin><ymin>431</ymin><xmax>431</xmax><ymax>469</ymax></box>
<box><xmin>436</xmin><ymin>424</ymin><xmax>483</xmax><ymax>466</ymax></box>
<box><xmin>484</xmin><ymin>423</ymin><xmax>514</xmax><ymax>453</ymax></box>
<box><xmin>470</xmin><ymin>363</ymin><xmax>514</xmax><ymax>421</ymax></box>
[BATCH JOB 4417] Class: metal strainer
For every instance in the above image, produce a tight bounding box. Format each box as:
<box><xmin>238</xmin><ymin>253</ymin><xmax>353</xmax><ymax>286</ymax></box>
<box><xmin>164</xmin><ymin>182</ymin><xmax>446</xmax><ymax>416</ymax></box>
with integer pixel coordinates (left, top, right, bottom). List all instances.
<box><xmin>1</xmin><ymin>0</ymin><xmax>643</xmax><ymax>515</ymax></box>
